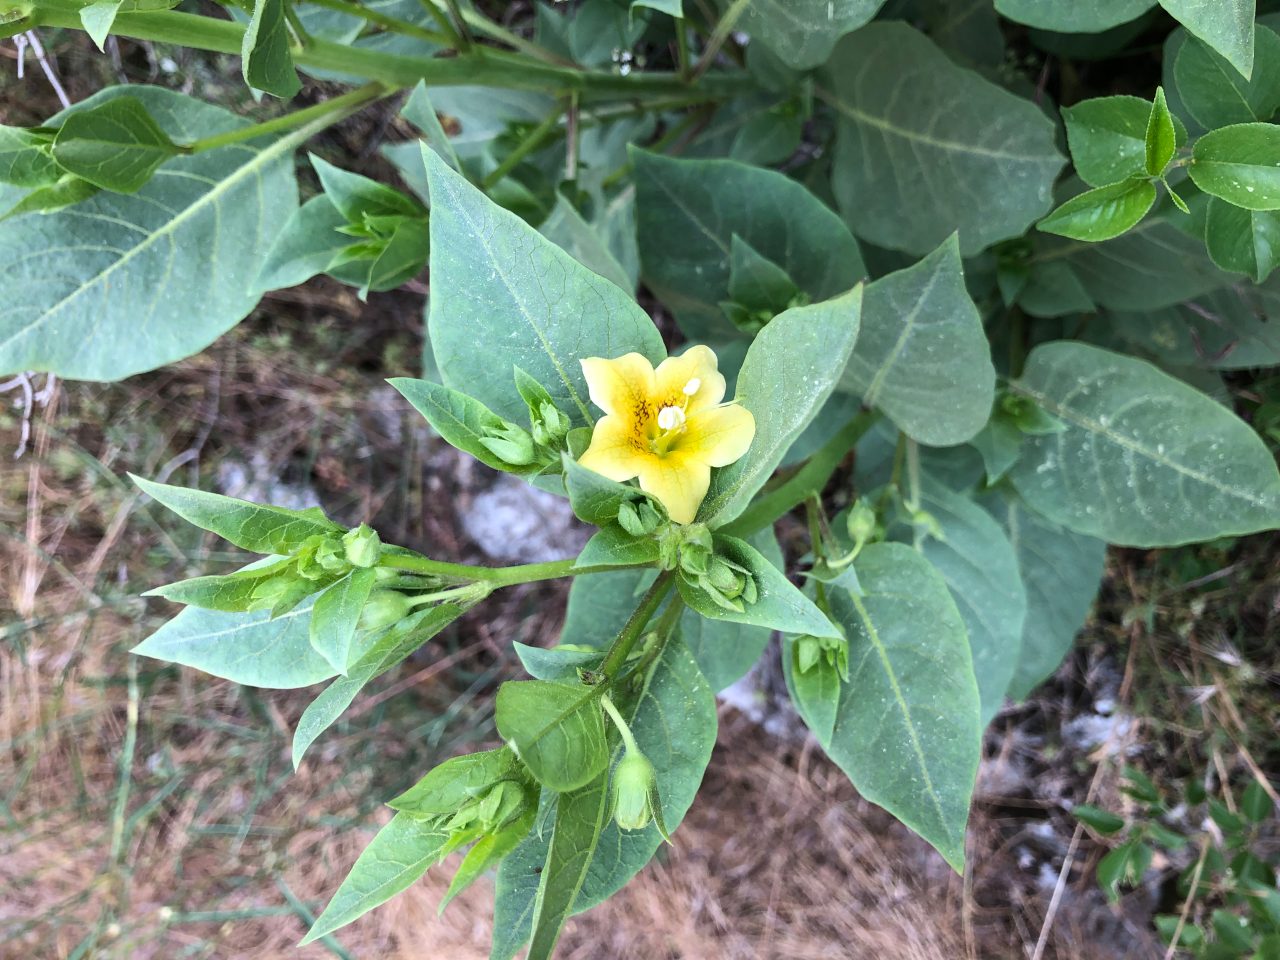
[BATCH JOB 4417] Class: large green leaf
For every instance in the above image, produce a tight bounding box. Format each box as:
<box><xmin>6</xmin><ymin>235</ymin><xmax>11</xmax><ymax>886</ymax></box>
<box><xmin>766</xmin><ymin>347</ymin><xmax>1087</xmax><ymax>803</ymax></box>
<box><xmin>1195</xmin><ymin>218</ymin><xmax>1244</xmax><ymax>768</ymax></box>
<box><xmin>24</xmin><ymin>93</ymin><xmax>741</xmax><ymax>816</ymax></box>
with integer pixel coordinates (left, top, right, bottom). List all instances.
<box><xmin>994</xmin><ymin>0</ymin><xmax>1155</xmax><ymax>31</ymax></box>
<box><xmin>540</xmin><ymin>194</ymin><xmax>634</xmax><ymax>293</ymax></box>
<box><xmin>631</xmin><ymin>149</ymin><xmax>865</xmax><ymax>341</ymax></box>
<box><xmin>739</xmin><ymin>0</ymin><xmax>885</xmax><ymax>70</ymax></box>
<box><xmin>424</xmin><ymin>151</ymin><xmax>663</xmax><ymax>426</ymax></box>
<box><xmin>822</xmin><ymin>22</ymin><xmax>1064</xmax><ymax>256</ymax></box>
<box><xmin>492</xmin><ymin>636</ymin><xmax>716</xmax><ymax>960</ymax></box>
<box><xmin>808</xmin><ymin>542</ymin><xmax>980</xmax><ymax>871</ymax></box>
<box><xmin>1159</xmin><ymin>0</ymin><xmax>1255</xmax><ymax>80</ymax></box>
<box><xmin>839</xmin><ymin>235</ymin><xmax>994</xmax><ymax>446</ymax></box>
<box><xmin>495</xmin><ymin>680</ymin><xmax>609</xmax><ymax>792</ymax></box>
<box><xmin>1174</xmin><ymin>27</ymin><xmax>1280</xmax><ymax>129</ymax></box>
<box><xmin>981</xmin><ymin>493</ymin><xmax>1106</xmax><ymax>700</ymax></box>
<box><xmin>133</xmin><ymin>598</ymin><xmax>335</xmax><ymax>689</ymax></box>
<box><xmin>906</xmin><ymin>483</ymin><xmax>1026</xmax><ymax>727</ymax></box>
<box><xmin>1190</xmin><ymin>123</ymin><xmax>1280</xmax><ymax>211</ymax></box>
<box><xmin>698</xmin><ymin>288</ymin><xmax>863</xmax><ymax>527</ymax></box>
<box><xmin>302</xmin><ymin>813</ymin><xmax>450</xmax><ymax>944</ymax></box>
<box><xmin>1008</xmin><ymin>341</ymin><xmax>1280</xmax><ymax>546</ymax></box>
<box><xmin>1108</xmin><ymin>285</ymin><xmax>1280</xmax><ymax>369</ymax></box>
<box><xmin>0</xmin><ymin>86</ymin><xmax>297</xmax><ymax>380</ymax></box>
<box><xmin>51</xmin><ymin>96</ymin><xmax>178</xmax><ymax>193</ymax></box>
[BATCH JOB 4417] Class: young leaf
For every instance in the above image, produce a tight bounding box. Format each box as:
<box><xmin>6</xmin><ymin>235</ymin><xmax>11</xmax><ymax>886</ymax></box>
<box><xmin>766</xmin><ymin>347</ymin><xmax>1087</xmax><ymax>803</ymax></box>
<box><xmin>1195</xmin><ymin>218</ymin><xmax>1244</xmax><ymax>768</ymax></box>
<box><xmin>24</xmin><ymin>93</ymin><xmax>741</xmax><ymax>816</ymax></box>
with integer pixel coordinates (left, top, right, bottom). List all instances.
<box><xmin>301</xmin><ymin>813</ymin><xmax>450</xmax><ymax>944</ymax></box>
<box><xmin>1038</xmin><ymin>179</ymin><xmax>1158</xmax><ymax>242</ymax></box>
<box><xmin>513</xmin><ymin>643</ymin><xmax>604</xmax><ymax>682</ymax></box>
<box><xmin>388</xmin><ymin>377</ymin><xmax>540</xmax><ymax>476</ymax></box>
<box><xmin>1189</xmin><ymin>122</ymin><xmax>1280</xmax><ymax>210</ymax></box>
<box><xmin>79</xmin><ymin>0</ymin><xmax>122</xmax><ymax>50</ymax></box>
<box><xmin>389</xmin><ymin>746</ymin><xmax>524</xmax><ymax>815</ymax></box>
<box><xmin>293</xmin><ymin>604</ymin><xmax>465</xmax><ymax>768</ymax></box>
<box><xmin>425</xmin><ymin>150</ymin><xmax>664</xmax><ymax>426</ymax></box>
<box><xmin>697</xmin><ymin>287</ymin><xmax>863</xmax><ymax>527</ymax></box>
<box><xmin>133</xmin><ymin>597</ymin><xmax>336</xmax><ymax>688</ymax></box>
<box><xmin>1159</xmin><ymin>0</ymin><xmax>1255</xmax><ymax>80</ymax></box>
<box><xmin>0</xmin><ymin>175</ymin><xmax>100</xmax><ymax>221</ymax></box>
<box><xmin>242</xmin><ymin>0</ymin><xmax>301</xmax><ymax>99</ymax></box>
<box><xmin>143</xmin><ymin>557</ymin><xmax>296</xmax><ymax>612</ymax></box>
<box><xmin>1204</xmin><ymin>197</ymin><xmax>1280</xmax><ymax>282</ymax></box>
<box><xmin>822</xmin><ymin>21</ymin><xmax>1064</xmax><ymax>255</ymax></box>
<box><xmin>1008</xmin><ymin>341</ymin><xmax>1280</xmax><ymax>546</ymax></box>
<box><xmin>726</xmin><ymin>234</ymin><xmax>801</xmax><ymax>315</ymax></box>
<box><xmin>402</xmin><ymin>82</ymin><xmax>461</xmax><ymax>172</ymax></box>
<box><xmin>360</xmin><ymin>216</ymin><xmax>430</xmax><ymax>295</ymax></box>
<box><xmin>1174</xmin><ymin>27</ymin><xmax>1280</xmax><ymax>129</ymax></box>
<box><xmin>994</xmin><ymin>0</ymin><xmax>1155</xmax><ymax>32</ymax></box>
<box><xmin>783</xmin><ymin>632</ymin><xmax>842</xmax><ymax>742</ymax></box>
<box><xmin>562</xmin><ymin>457</ymin><xmax>659</xmax><ymax>528</ymax></box>
<box><xmin>0</xmin><ymin>127</ymin><xmax>59</xmax><ymax>189</ymax></box>
<box><xmin>676</xmin><ymin>535</ymin><xmax>841</xmax><ymax>639</ymax></box>
<box><xmin>839</xmin><ymin>234</ymin><xmax>994</xmax><ymax>446</ymax></box>
<box><xmin>1073</xmin><ymin>803</ymin><xmax>1127</xmax><ymax>835</ymax></box>
<box><xmin>131</xmin><ymin>475</ymin><xmax>342</xmax><ymax>554</ymax></box>
<box><xmin>1062</xmin><ymin>95</ymin><xmax>1187</xmax><ymax>188</ymax></box>
<box><xmin>311</xmin><ymin>154</ymin><xmax>423</xmax><ymax>221</ymax></box>
<box><xmin>495</xmin><ymin>680</ymin><xmax>609</xmax><ymax>792</ymax></box>
<box><xmin>815</xmin><ymin>542</ymin><xmax>981</xmax><ymax>872</ymax></box>
<box><xmin>575</xmin><ymin>527</ymin><xmax>662</xmax><ymax>568</ymax></box>
<box><xmin>631</xmin><ymin>149</ymin><xmax>865</xmax><ymax>341</ymax></box>
<box><xmin>980</xmin><ymin>494</ymin><xmax>1106</xmax><ymax>700</ymax></box>
<box><xmin>310</xmin><ymin>566</ymin><xmax>377</xmax><ymax>675</ymax></box>
<box><xmin>1145</xmin><ymin>88</ymin><xmax>1177</xmax><ymax>175</ymax></box>
<box><xmin>0</xmin><ymin>86</ymin><xmax>298</xmax><ymax>381</ymax></box>
<box><xmin>51</xmin><ymin>95</ymin><xmax>178</xmax><ymax>193</ymax></box>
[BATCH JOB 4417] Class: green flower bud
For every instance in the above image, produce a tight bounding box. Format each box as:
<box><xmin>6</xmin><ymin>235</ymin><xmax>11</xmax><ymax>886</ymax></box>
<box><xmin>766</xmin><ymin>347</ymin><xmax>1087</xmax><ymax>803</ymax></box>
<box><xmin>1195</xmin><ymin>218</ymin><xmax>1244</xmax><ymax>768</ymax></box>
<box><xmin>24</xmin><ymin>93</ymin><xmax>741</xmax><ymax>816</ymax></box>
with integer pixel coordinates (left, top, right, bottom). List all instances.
<box><xmin>707</xmin><ymin>557</ymin><xmax>745</xmax><ymax>597</ymax></box>
<box><xmin>316</xmin><ymin>537</ymin><xmax>349</xmax><ymax>572</ymax></box>
<box><xmin>611</xmin><ymin>749</ymin><xmax>664</xmax><ymax>835</ymax></box>
<box><xmin>846</xmin><ymin>499</ymin><xmax>877</xmax><ymax>547</ymax></box>
<box><xmin>538</xmin><ymin>401</ymin><xmax>569</xmax><ymax>444</ymax></box>
<box><xmin>359</xmin><ymin>590</ymin><xmax>412</xmax><ymax>631</ymax></box>
<box><xmin>343</xmin><ymin>523</ymin><xmax>382</xmax><ymax>568</ymax></box>
<box><xmin>795</xmin><ymin>635</ymin><xmax>822</xmax><ymax>674</ymax></box>
<box><xmin>480</xmin><ymin>421</ymin><xmax>537</xmax><ymax>466</ymax></box>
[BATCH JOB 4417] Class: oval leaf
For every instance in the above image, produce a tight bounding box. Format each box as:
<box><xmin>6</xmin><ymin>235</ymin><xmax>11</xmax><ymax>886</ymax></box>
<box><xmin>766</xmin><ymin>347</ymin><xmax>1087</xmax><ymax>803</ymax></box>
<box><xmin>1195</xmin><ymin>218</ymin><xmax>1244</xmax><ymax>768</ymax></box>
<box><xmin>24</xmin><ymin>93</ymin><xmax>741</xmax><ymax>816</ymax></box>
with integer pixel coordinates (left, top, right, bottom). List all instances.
<box><xmin>495</xmin><ymin>680</ymin><xmax>609</xmax><ymax>792</ymax></box>
<box><xmin>1038</xmin><ymin>179</ymin><xmax>1158</xmax><ymax>242</ymax></box>
<box><xmin>1174</xmin><ymin>26</ymin><xmax>1280</xmax><ymax>129</ymax></box>
<box><xmin>1190</xmin><ymin>122</ymin><xmax>1280</xmax><ymax>211</ymax></box>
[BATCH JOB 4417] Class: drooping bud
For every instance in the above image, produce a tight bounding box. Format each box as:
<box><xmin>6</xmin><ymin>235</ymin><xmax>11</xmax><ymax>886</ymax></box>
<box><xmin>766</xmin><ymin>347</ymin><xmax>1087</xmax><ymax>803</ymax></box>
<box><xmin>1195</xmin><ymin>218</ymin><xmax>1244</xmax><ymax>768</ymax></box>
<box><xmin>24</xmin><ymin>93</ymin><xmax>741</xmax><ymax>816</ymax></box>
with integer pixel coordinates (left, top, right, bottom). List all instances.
<box><xmin>845</xmin><ymin>499</ymin><xmax>877</xmax><ymax>548</ymax></box>
<box><xmin>610</xmin><ymin>748</ymin><xmax>668</xmax><ymax>839</ymax></box>
<box><xmin>343</xmin><ymin>523</ymin><xmax>382</xmax><ymax>568</ymax></box>
<box><xmin>359</xmin><ymin>589</ymin><xmax>412</xmax><ymax>631</ymax></box>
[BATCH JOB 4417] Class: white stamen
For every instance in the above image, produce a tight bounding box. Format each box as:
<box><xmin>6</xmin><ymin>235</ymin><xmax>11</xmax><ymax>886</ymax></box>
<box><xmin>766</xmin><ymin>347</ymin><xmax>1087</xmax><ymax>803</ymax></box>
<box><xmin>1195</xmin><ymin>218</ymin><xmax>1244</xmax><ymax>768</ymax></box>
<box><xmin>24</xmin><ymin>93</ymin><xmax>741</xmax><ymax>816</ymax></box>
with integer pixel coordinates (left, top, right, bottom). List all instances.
<box><xmin>657</xmin><ymin>405</ymin><xmax>686</xmax><ymax>431</ymax></box>
<box><xmin>682</xmin><ymin>377</ymin><xmax>701</xmax><ymax>396</ymax></box>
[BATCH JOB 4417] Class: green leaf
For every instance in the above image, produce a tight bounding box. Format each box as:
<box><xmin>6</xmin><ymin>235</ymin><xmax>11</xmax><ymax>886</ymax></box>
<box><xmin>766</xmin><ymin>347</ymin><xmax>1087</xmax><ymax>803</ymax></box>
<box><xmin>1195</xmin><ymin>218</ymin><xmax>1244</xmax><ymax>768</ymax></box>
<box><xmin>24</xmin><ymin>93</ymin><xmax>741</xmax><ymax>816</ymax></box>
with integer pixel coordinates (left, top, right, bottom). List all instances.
<box><xmin>0</xmin><ymin>86</ymin><xmax>297</xmax><ymax>380</ymax></box>
<box><xmin>51</xmin><ymin>95</ymin><xmax>178</xmax><ymax>194</ymax></box>
<box><xmin>1159</xmin><ymin>0</ymin><xmax>1255</xmax><ymax>80</ymax></box>
<box><xmin>513</xmin><ymin>643</ymin><xmax>604</xmax><ymax>682</ymax></box>
<box><xmin>1204</xmin><ymin>196</ymin><xmax>1280</xmax><ymax>281</ymax></box>
<box><xmin>907</xmin><ymin>482</ymin><xmax>1027</xmax><ymax>727</ymax></box>
<box><xmin>1009</xmin><ymin>341</ymin><xmax>1280</xmax><ymax>546</ymax></box>
<box><xmin>79</xmin><ymin>0</ymin><xmax>122</xmax><ymax>50</ymax></box>
<box><xmin>402</xmin><ymin>82</ymin><xmax>461</xmax><ymax>172</ymax></box>
<box><xmin>784</xmin><ymin>632</ymin><xmax>842</xmax><ymax>742</ymax></box>
<box><xmin>1242</xmin><ymin>779</ymin><xmax>1273</xmax><ymax>823</ymax></box>
<box><xmin>492</xmin><ymin>636</ymin><xmax>716</xmax><ymax>960</ymax></box>
<box><xmin>983</xmin><ymin>493</ymin><xmax>1105</xmax><ymax>699</ymax></box>
<box><xmin>0</xmin><ymin>126</ymin><xmax>58</xmax><ymax>189</ymax></box>
<box><xmin>727</xmin><ymin>235</ymin><xmax>800</xmax><ymax>314</ymax></box>
<box><xmin>738</xmin><ymin>0</ymin><xmax>885</xmax><ymax>70</ymax></box>
<box><xmin>425</xmin><ymin>150</ymin><xmax>664</xmax><ymax>427</ymax></box>
<box><xmin>814</xmin><ymin>542</ymin><xmax>980</xmax><ymax>871</ymax></box>
<box><xmin>1109</xmin><ymin>284</ymin><xmax>1280</xmax><ymax>368</ymax></box>
<box><xmin>540</xmin><ymin>194</ymin><xmax>634</xmax><ymax>293</ymax></box>
<box><xmin>1190</xmin><ymin>122</ymin><xmax>1280</xmax><ymax>210</ymax></box>
<box><xmin>360</xmin><ymin>216</ymin><xmax>429</xmax><ymax>295</ymax></box>
<box><xmin>256</xmin><ymin>194</ymin><xmax>352</xmax><ymax>291</ymax></box>
<box><xmin>389</xmin><ymin>746</ymin><xmax>525</xmax><ymax>816</ymax></box>
<box><xmin>389</xmin><ymin>377</ymin><xmax>539</xmax><ymax>476</ymax></box>
<box><xmin>840</xmin><ymin>235</ymin><xmax>994</xmax><ymax>446</ymax></box>
<box><xmin>143</xmin><ymin>557</ymin><xmax>295</xmax><ymax>612</ymax></box>
<box><xmin>311</xmin><ymin>153</ymin><xmax>423</xmax><ymax>221</ymax></box>
<box><xmin>631</xmin><ymin>149</ymin><xmax>865</xmax><ymax>341</ymax></box>
<box><xmin>698</xmin><ymin>288</ymin><xmax>863</xmax><ymax>527</ymax></box>
<box><xmin>292</xmin><ymin>604</ymin><xmax>465</xmax><ymax>768</ymax></box>
<box><xmin>576</xmin><ymin>526</ymin><xmax>661</xmax><ymax>567</ymax></box>
<box><xmin>1175</xmin><ymin>26</ymin><xmax>1280</xmax><ymax>128</ymax></box>
<box><xmin>678</xmin><ymin>534</ymin><xmax>840</xmax><ymax>638</ymax></box>
<box><xmin>1062</xmin><ymin>95</ymin><xmax>1188</xmax><ymax>188</ymax></box>
<box><xmin>133</xmin><ymin>597</ymin><xmax>336</xmax><ymax>688</ymax></box>
<box><xmin>524</xmin><ymin>776</ymin><xmax>609</xmax><ymax>960</ymax></box>
<box><xmin>994</xmin><ymin>0</ymin><xmax>1155</xmax><ymax>31</ymax></box>
<box><xmin>822</xmin><ymin>21</ymin><xmax>1064</xmax><ymax>256</ymax></box>
<box><xmin>131</xmin><ymin>475</ymin><xmax>342</xmax><ymax>554</ymax></box>
<box><xmin>495</xmin><ymin>680</ymin><xmax>609</xmax><ymax>792</ymax></box>
<box><xmin>301</xmin><ymin>813</ymin><xmax>449</xmax><ymax>944</ymax></box>
<box><xmin>0</xmin><ymin>175</ymin><xmax>99</xmax><ymax>221</ymax></box>
<box><xmin>242</xmin><ymin>0</ymin><xmax>302</xmax><ymax>99</ymax></box>
<box><xmin>1038</xmin><ymin>179</ymin><xmax>1158</xmax><ymax>242</ymax></box>
<box><xmin>310</xmin><ymin>567</ymin><xmax>377</xmax><ymax>675</ymax></box>
<box><xmin>1074</xmin><ymin>803</ymin><xmax>1127</xmax><ymax>835</ymax></box>
<box><xmin>1146</xmin><ymin>88</ymin><xmax>1177</xmax><ymax>175</ymax></box>
<box><xmin>971</xmin><ymin>418</ymin><xmax>1024</xmax><ymax>482</ymax></box>
<box><xmin>563</xmin><ymin>457</ymin><xmax>661</xmax><ymax>528</ymax></box>
<box><xmin>631</xmin><ymin>0</ymin><xmax>681</xmax><ymax>14</ymax></box>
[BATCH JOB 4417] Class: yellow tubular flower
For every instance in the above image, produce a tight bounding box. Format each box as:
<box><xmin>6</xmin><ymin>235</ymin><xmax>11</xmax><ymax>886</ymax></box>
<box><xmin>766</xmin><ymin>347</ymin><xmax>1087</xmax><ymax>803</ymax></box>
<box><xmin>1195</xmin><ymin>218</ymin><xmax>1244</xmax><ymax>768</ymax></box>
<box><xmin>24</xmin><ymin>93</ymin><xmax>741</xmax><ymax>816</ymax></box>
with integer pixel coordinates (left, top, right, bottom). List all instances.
<box><xmin>577</xmin><ymin>345</ymin><xmax>756</xmax><ymax>524</ymax></box>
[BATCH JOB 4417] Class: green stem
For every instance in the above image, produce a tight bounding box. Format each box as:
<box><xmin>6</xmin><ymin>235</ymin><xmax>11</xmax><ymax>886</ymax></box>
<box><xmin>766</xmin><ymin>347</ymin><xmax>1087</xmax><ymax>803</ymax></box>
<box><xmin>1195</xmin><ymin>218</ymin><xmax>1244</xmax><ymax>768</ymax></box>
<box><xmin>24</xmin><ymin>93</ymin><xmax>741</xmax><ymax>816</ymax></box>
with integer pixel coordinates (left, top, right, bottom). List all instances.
<box><xmin>675</xmin><ymin>19</ymin><xmax>692</xmax><ymax>82</ymax></box>
<box><xmin>481</xmin><ymin>106</ymin><xmax>564</xmax><ymax>188</ymax></box>
<box><xmin>416</xmin><ymin>0</ymin><xmax>464</xmax><ymax>49</ymax></box>
<box><xmin>721</xmin><ymin>410</ymin><xmax>879</xmax><ymax>538</ymax></box>
<box><xmin>600</xmin><ymin>695</ymin><xmax>641</xmax><ymax>753</ymax></box>
<box><xmin>179</xmin><ymin>81</ymin><xmax>391</xmax><ymax>153</ymax></box>
<box><xmin>403</xmin><ymin>583</ymin><xmax>486</xmax><ymax>607</ymax></box>
<box><xmin>0</xmin><ymin>17</ymin><xmax>33</xmax><ymax>40</ymax></box>
<box><xmin>377</xmin><ymin>553</ymin><xmax>653</xmax><ymax>587</ymax></box>
<box><xmin>600</xmin><ymin>571</ymin><xmax>675</xmax><ymax>678</ymax></box>
<box><xmin>305</xmin><ymin>0</ymin><xmax>448</xmax><ymax>45</ymax></box>
<box><xmin>441</xmin><ymin>0</ymin><xmax>472</xmax><ymax>51</ymax></box>
<box><xmin>691</xmin><ymin>0</ymin><xmax>750</xmax><ymax>81</ymax></box>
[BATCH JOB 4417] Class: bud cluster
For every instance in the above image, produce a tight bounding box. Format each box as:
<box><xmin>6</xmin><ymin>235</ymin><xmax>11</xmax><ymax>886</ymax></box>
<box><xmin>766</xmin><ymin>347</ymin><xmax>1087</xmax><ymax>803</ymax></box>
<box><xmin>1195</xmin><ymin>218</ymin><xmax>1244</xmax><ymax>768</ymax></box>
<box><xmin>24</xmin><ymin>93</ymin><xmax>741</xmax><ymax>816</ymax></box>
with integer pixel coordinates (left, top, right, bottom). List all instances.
<box><xmin>666</xmin><ymin>525</ymin><xmax>759</xmax><ymax>613</ymax></box>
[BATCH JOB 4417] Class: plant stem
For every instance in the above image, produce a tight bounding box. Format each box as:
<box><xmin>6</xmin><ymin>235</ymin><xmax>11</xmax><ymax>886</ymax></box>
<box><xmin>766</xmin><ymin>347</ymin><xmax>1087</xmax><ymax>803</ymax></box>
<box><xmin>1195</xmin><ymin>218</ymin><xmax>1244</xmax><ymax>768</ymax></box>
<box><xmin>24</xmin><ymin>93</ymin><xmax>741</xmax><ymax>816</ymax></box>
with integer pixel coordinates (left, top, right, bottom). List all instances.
<box><xmin>179</xmin><ymin>81</ymin><xmax>392</xmax><ymax>153</ymax></box>
<box><xmin>305</xmin><ymin>0</ymin><xmax>448</xmax><ymax>45</ymax></box>
<box><xmin>481</xmin><ymin>106</ymin><xmax>564</xmax><ymax>188</ymax></box>
<box><xmin>441</xmin><ymin>0</ymin><xmax>473</xmax><ymax>51</ymax></box>
<box><xmin>377</xmin><ymin>552</ymin><xmax>653</xmax><ymax>586</ymax></box>
<box><xmin>599</xmin><ymin>571</ymin><xmax>675</xmax><ymax>677</ymax></box>
<box><xmin>691</xmin><ymin>0</ymin><xmax>750</xmax><ymax>80</ymax></box>
<box><xmin>721</xmin><ymin>410</ymin><xmax>879</xmax><ymax>538</ymax></box>
<box><xmin>600</xmin><ymin>695</ymin><xmax>641</xmax><ymax>753</ymax></box>
<box><xmin>674</xmin><ymin>18</ymin><xmax>692</xmax><ymax>81</ymax></box>
<box><xmin>416</xmin><ymin>0</ymin><xmax>464</xmax><ymax>49</ymax></box>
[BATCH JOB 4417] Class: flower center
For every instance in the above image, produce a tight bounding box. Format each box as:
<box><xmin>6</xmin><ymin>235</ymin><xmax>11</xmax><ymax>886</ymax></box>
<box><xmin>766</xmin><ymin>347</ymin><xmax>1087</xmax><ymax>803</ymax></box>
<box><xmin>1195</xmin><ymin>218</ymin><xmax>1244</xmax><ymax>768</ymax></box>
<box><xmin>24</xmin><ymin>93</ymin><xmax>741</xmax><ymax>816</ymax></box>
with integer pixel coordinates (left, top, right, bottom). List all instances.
<box><xmin>649</xmin><ymin>379</ymin><xmax>699</xmax><ymax>456</ymax></box>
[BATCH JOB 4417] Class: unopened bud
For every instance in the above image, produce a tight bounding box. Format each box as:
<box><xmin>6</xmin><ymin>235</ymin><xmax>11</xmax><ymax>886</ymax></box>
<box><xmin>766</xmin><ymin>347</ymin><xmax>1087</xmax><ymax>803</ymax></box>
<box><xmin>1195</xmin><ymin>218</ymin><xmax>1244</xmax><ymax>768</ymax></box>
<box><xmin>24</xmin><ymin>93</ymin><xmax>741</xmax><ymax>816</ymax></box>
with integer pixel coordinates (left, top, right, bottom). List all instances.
<box><xmin>480</xmin><ymin>422</ymin><xmax>537</xmax><ymax>466</ymax></box>
<box><xmin>343</xmin><ymin>524</ymin><xmax>382</xmax><ymax>568</ymax></box>
<box><xmin>360</xmin><ymin>590</ymin><xmax>412</xmax><ymax>631</ymax></box>
<box><xmin>846</xmin><ymin>499</ymin><xmax>877</xmax><ymax>547</ymax></box>
<box><xmin>611</xmin><ymin>750</ymin><xmax>662</xmax><ymax>834</ymax></box>
<box><xmin>316</xmin><ymin>537</ymin><xmax>349</xmax><ymax>572</ymax></box>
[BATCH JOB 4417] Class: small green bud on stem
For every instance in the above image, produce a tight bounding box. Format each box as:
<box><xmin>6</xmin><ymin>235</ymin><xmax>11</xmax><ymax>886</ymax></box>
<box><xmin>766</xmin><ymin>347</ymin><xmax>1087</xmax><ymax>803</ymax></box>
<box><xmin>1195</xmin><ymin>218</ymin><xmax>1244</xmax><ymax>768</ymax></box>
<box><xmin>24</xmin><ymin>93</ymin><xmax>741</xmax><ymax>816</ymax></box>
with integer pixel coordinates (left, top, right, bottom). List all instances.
<box><xmin>343</xmin><ymin>523</ymin><xmax>382</xmax><ymax>568</ymax></box>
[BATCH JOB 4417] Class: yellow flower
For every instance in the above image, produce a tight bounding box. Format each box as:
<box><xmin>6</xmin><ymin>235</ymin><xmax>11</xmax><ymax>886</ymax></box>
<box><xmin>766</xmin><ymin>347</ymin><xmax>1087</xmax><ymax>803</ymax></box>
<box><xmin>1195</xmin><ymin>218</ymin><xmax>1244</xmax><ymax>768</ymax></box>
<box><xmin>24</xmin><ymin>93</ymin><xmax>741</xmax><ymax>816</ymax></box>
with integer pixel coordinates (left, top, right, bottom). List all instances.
<box><xmin>577</xmin><ymin>345</ymin><xmax>755</xmax><ymax>524</ymax></box>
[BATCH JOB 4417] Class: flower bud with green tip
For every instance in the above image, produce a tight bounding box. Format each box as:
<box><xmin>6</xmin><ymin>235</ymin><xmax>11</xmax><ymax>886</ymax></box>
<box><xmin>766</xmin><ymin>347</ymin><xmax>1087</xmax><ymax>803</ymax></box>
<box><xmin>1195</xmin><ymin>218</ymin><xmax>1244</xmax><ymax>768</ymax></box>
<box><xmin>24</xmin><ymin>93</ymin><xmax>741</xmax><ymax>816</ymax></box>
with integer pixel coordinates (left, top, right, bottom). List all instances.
<box><xmin>846</xmin><ymin>499</ymin><xmax>877</xmax><ymax>550</ymax></box>
<box><xmin>793</xmin><ymin>631</ymin><xmax>849</xmax><ymax>682</ymax></box>
<box><xmin>531</xmin><ymin>400</ymin><xmax>570</xmax><ymax>449</ymax></box>
<box><xmin>295</xmin><ymin>534</ymin><xmax>346</xmax><ymax>581</ymax></box>
<box><xmin>480</xmin><ymin>421</ymin><xmax>537</xmax><ymax>466</ymax></box>
<box><xmin>359</xmin><ymin>589</ymin><xmax>413</xmax><ymax>631</ymax></box>
<box><xmin>601</xmin><ymin>695</ymin><xmax>670</xmax><ymax>842</ymax></box>
<box><xmin>343</xmin><ymin>523</ymin><xmax>381</xmax><ymax>568</ymax></box>
<box><xmin>617</xmin><ymin>497</ymin><xmax>664</xmax><ymax>538</ymax></box>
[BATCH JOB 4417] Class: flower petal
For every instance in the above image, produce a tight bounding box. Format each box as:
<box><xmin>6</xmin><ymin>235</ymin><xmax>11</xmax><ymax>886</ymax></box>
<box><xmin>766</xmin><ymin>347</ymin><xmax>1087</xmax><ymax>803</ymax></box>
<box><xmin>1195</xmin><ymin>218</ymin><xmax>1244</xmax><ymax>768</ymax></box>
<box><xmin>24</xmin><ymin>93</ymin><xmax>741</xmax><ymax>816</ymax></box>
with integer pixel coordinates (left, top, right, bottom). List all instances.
<box><xmin>654</xmin><ymin>344</ymin><xmax>725</xmax><ymax>413</ymax></box>
<box><xmin>577</xmin><ymin>414</ymin><xmax>651</xmax><ymax>482</ymax></box>
<box><xmin>680</xmin><ymin>404</ymin><xmax>755</xmax><ymax>468</ymax></box>
<box><xmin>581</xmin><ymin>353</ymin><xmax>657</xmax><ymax>419</ymax></box>
<box><xmin>637</xmin><ymin>453</ymin><xmax>710</xmax><ymax>525</ymax></box>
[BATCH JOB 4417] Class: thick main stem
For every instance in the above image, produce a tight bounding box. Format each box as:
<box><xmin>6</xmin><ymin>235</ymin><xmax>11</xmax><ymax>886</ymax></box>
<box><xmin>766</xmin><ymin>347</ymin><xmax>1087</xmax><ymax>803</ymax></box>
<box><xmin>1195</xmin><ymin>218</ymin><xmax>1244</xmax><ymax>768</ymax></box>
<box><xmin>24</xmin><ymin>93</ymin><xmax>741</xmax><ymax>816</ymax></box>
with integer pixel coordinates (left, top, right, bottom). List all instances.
<box><xmin>181</xmin><ymin>82</ymin><xmax>392</xmax><ymax>153</ymax></box>
<box><xmin>599</xmin><ymin>571</ymin><xmax>675</xmax><ymax>678</ymax></box>
<box><xmin>378</xmin><ymin>553</ymin><xmax>652</xmax><ymax>586</ymax></box>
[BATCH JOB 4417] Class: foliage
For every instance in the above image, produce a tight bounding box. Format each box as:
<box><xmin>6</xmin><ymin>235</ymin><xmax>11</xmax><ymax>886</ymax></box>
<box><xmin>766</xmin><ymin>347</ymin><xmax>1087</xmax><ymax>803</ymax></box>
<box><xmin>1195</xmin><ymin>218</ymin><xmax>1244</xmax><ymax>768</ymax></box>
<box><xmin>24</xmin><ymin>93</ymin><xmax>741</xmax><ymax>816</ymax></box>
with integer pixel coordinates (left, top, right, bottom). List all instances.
<box><xmin>5</xmin><ymin>0</ymin><xmax>1278</xmax><ymax>956</ymax></box>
